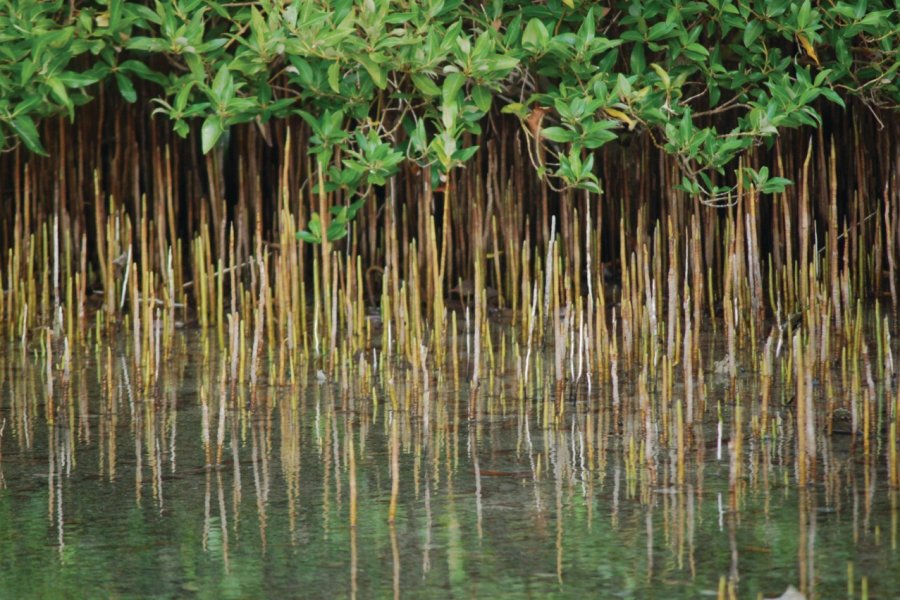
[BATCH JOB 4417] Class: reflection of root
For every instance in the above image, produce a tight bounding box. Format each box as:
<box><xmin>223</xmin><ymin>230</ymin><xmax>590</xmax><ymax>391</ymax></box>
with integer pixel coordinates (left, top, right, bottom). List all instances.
<box><xmin>555</xmin><ymin>380</ymin><xmax>566</xmax><ymax>417</ymax></box>
<box><xmin>468</xmin><ymin>382</ymin><xmax>479</xmax><ymax>421</ymax></box>
<box><xmin>0</xmin><ymin>418</ymin><xmax>5</xmax><ymax>489</ymax></box>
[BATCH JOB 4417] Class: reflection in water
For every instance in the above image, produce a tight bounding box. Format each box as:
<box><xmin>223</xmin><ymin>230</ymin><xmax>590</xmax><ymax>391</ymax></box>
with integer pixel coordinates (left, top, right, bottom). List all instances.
<box><xmin>0</xmin><ymin>327</ymin><xmax>897</xmax><ymax>599</ymax></box>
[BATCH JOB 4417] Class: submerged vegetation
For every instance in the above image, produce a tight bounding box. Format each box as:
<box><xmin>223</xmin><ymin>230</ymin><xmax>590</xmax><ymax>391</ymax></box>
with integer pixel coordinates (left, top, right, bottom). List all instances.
<box><xmin>0</xmin><ymin>0</ymin><xmax>899</xmax><ymax>597</ymax></box>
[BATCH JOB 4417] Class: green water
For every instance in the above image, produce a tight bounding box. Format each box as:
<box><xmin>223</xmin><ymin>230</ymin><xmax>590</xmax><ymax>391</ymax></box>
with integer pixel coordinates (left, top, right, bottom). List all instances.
<box><xmin>0</xmin><ymin>336</ymin><xmax>897</xmax><ymax>599</ymax></box>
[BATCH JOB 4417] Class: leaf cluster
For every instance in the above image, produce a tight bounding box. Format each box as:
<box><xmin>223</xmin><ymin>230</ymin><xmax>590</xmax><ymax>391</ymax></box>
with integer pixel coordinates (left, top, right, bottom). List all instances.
<box><xmin>1</xmin><ymin>0</ymin><xmax>898</xmax><ymax>223</ymax></box>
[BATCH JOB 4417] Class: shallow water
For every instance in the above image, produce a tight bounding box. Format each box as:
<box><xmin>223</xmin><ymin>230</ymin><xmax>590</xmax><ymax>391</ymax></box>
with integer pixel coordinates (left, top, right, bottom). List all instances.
<box><xmin>0</xmin><ymin>329</ymin><xmax>897</xmax><ymax>599</ymax></box>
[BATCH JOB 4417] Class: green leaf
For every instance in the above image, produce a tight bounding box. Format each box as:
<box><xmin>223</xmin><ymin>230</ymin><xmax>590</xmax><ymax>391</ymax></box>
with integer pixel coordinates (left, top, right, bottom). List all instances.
<box><xmin>358</xmin><ymin>56</ymin><xmax>387</xmax><ymax>89</ymax></box>
<box><xmin>174</xmin><ymin>81</ymin><xmax>196</xmax><ymax>113</ymax></box>
<box><xmin>647</xmin><ymin>22</ymin><xmax>676</xmax><ymax>41</ymax></box>
<box><xmin>201</xmin><ymin>115</ymin><xmax>223</xmax><ymax>154</ymax></box>
<box><xmin>797</xmin><ymin>0</ymin><xmax>812</xmax><ymax>29</ymax></box>
<box><xmin>834</xmin><ymin>36</ymin><xmax>851</xmax><ymax>68</ymax></box>
<box><xmin>761</xmin><ymin>177</ymin><xmax>792</xmax><ymax>194</ymax></box>
<box><xmin>326</xmin><ymin>222</ymin><xmax>348</xmax><ymax>241</ymax></box>
<box><xmin>650</xmin><ymin>63</ymin><xmax>671</xmax><ymax>88</ymax></box>
<box><xmin>452</xmin><ymin>145</ymin><xmax>479</xmax><ymax>163</ymax></box>
<box><xmin>13</xmin><ymin>97</ymin><xmax>43</xmax><ymax>118</ymax></box>
<box><xmin>211</xmin><ymin>65</ymin><xmax>233</xmax><ymax>103</ymax></box>
<box><xmin>10</xmin><ymin>116</ymin><xmax>48</xmax><ymax>156</ymax></box>
<box><xmin>126</xmin><ymin>37</ymin><xmax>166</xmax><ymax>52</ymax></box>
<box><xmin>58</xmin><ymin>72</ymin><xmax>99</xmax><ymax>87</ymax></box>
<box><xmin>541</xmin><ymin>126</ymin><xmax>575</xmax><ymax>143</ymax></box>
<box><xmin>820</xmin><ymin>88</ymin><xmax>845</xmax><ymax>108</ymax></box>
<box><xmin>616</xmin><ymin>73</ymin><xmax>633</xmax><ymax>97</ymax></box>
<box><xmin>328</xmin><ymin>62</ymin><xmax>341</xmax><ymax>94</ymax></box>
<box><xmin>442</xmin><ymin>73</ymin><xmax>465</xmax><ymax>105</ymax></box>
<box><xmin>308</xmin><ymin>215</ymin><xmax>321</xmax><ymax>238</ymax></box>
<box><xmin>115</xmin><ymin>73</ymin><xmax>137</xmax><ymax>103</ymax></box>
<box><xmin>46</xmin><ymin>78</ymin><xmax>73</xmax><ymax>118</ymax></box>
<box><xmin>522</xmin><ymin>18</ymin><xmax>549</xmax><ymax>53</ymax></box>
<box><xmin>120</xmin><ymin>60</ymin><xmax>166</xmax><ymax>85</ymax></box>
<box><xmin>743</xmin><ymin>20</ymin><xmax>763</xmax><ymax>47</ymax></box>
<box><xmin>410</xmin><ymin>73</ymin><xmax>440</xmax><ymax>96</ymax></box>
<box><xmin>684</xmin><ymin>43</ymin><xmax>709</xmax><ymax>57</ymax></box>
<box><xmin>173</xmin><ymin>120</ymin><xmax>190</xmax><ymax>138</ymax></box>
<box><xmin>501</xmin><ymin>103</ymin><xmax>528</xmax><ymax>118</ymax></box>
<box><xmin>296</xmin><ymin>230</ymin><xmax>320</xmax><ymax>244</ymax></box>
<box><xmin>471</xmin><ymin>86</ymin><xmax>492</xmax><ymax>112</ymax></box>
<box><xmin>630</xmin><ymin>44</ymin><xmax>646</xmax><ymax>73</ymax></box>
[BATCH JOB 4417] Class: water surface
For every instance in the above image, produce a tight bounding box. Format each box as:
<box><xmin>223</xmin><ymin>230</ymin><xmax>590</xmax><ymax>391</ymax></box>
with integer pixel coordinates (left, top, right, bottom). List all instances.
<box><xmin>0</xmin><ymin>329</ymin><xmax>897</xmax><ymax>599</ymax></box>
